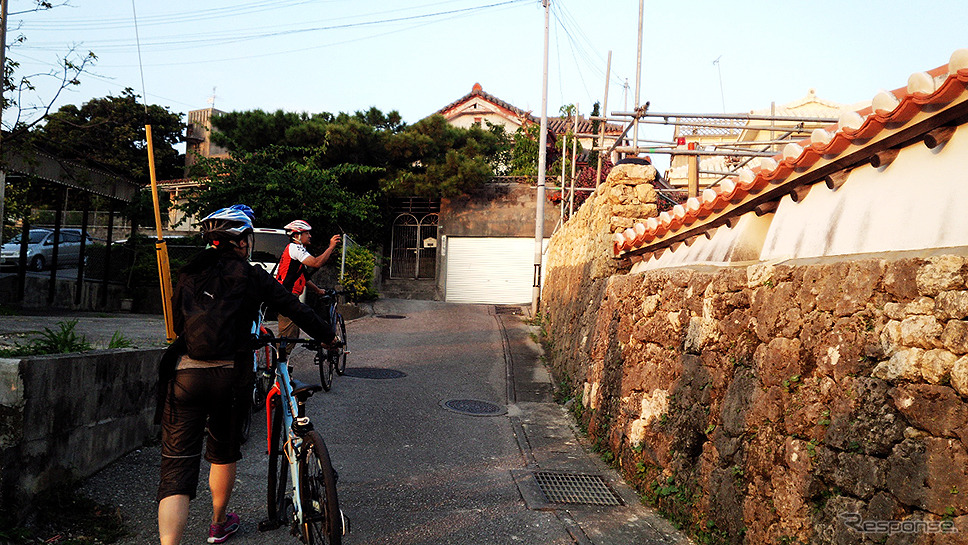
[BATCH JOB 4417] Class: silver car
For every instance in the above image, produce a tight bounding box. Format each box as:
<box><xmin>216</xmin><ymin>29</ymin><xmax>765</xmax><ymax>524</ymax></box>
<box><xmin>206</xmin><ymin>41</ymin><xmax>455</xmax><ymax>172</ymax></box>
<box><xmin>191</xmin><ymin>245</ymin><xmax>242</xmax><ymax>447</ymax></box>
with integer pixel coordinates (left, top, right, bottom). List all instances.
<box><xmin>0</xmin><ymin>228</ymin><xmax>94</xmax><ymax>271</ymax></box>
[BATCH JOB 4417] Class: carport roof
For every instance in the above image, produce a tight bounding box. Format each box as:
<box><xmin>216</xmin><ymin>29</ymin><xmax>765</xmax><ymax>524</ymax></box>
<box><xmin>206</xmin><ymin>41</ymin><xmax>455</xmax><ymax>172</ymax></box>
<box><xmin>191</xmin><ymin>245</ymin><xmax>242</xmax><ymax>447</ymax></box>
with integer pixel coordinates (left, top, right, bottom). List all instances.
<box><xmin>4</xmin><ymin>147</ymin><xmax>140</xmax><ymax>202</ymax></box>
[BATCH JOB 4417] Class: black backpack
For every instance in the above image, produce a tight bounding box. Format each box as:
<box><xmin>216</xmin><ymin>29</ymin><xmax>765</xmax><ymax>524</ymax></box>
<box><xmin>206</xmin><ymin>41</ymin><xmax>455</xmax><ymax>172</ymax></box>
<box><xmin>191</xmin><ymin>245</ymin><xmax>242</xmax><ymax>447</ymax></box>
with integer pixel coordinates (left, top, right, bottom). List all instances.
<box><xmin>174</xmin><ymin>254</ymin><xmax>252</xmax><ymax>361</ymax></box>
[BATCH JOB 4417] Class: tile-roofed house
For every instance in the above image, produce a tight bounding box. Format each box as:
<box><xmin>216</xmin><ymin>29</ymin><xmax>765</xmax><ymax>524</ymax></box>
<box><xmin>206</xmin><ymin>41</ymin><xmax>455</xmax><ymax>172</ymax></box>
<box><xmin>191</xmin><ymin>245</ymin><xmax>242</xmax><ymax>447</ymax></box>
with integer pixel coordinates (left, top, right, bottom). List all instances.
<box><xmin>435</xmin><ymin>83</ymin><xmax>625</xmax><ymax>149</ymax></box>
<box><xmin>436</xmin><ymin>83</ymin><xmax>535</xmax><ymax>132</ymax></box>
<box><xmin>612</xmin><ymin>48</ymin><xmax>968</xmax><ymax>273</ymax></box>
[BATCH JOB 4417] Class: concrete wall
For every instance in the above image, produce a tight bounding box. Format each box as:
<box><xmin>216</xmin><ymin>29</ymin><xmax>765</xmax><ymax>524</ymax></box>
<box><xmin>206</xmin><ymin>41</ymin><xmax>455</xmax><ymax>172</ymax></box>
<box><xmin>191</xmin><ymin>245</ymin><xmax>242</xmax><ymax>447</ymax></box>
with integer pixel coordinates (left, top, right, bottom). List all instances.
<box><xmin>0</xmin><ymin>348</ymin><xmax>163</xmax><ymax>514</ymax></box>
<box><xmin>440</xmin><ymin>181</ymin><xmax>558</xmax><ymax>238</ymax></box>
<box><xmin>542</xmin><ymin>168</ymin><xmax>968</xmax><ymax>543</ymax></box>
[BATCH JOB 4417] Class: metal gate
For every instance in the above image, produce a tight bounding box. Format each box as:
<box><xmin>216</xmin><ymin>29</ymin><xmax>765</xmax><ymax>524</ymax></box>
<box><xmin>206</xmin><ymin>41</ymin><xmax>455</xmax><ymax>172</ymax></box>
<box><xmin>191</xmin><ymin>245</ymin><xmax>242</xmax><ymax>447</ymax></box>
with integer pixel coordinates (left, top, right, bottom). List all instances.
<box><xmin>389</xmin><ymin>213</ymin><xmax>438</xmax><ymax>279</ymax></box>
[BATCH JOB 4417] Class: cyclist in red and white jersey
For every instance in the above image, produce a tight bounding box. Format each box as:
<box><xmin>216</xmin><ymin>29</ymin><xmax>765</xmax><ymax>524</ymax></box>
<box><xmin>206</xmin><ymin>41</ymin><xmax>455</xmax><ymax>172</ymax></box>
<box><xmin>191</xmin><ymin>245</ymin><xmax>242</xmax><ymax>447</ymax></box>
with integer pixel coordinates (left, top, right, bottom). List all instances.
<box><xmin>275</xmin><ymin>219</ymin><xmax>340</xmax><ymax>357</ymax></box>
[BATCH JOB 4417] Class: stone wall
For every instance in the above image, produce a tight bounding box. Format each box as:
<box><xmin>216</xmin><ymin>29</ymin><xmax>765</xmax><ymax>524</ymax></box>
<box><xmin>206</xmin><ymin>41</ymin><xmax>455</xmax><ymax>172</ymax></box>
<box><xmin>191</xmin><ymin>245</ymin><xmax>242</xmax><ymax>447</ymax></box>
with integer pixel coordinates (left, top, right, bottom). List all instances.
<box><xmin>542</xmin><ymin>171</ymin><xmax>968</xmax><ymax>543</ymax></box>
<box><xmin>0</xmin><ymin>348</ymin><xmax>163</xmax><ymax>517</ymax></box>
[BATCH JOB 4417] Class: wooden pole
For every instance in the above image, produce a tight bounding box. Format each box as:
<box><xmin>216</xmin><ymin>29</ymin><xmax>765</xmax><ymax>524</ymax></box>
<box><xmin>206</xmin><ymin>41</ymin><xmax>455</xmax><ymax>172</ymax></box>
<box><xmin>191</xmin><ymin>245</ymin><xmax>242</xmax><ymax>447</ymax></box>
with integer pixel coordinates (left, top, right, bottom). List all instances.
<box><xmin>146</xmin><ymin>124</ymin><xmax>175</xmax><ymax>341</ymax></box>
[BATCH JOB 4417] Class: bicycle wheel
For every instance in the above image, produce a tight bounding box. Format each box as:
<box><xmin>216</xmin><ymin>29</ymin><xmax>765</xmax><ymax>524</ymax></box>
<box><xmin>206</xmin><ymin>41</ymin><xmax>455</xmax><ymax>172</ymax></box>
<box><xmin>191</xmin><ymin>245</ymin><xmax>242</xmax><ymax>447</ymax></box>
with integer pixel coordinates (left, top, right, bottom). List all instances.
<box><xmin>299</xmin><ymin>431</ymin><xmax>342</xmax><ymax>545</ymax></box>
<box><xmin>315</xmin><ymin>350</ymin><xmax>333</xmax><ymax>392</ymax></box>
<box><xmin>266</xmin><ymin>398</ymin><xmax>289</xmax><ymax>526</ymax></box>
<box><xmin>334</xmin><ymin>313</ymin><xmax>347</xmax><ymax>376</ymax></box>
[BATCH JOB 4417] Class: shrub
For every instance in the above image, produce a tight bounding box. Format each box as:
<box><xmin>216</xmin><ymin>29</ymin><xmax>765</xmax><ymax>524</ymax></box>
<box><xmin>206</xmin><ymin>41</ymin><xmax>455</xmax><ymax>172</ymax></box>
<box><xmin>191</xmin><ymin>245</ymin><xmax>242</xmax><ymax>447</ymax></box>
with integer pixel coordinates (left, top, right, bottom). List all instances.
<box><xmin>341</xmin><ymin>244</ymin><xmax>378</xmax><ymax>302</ymax></box>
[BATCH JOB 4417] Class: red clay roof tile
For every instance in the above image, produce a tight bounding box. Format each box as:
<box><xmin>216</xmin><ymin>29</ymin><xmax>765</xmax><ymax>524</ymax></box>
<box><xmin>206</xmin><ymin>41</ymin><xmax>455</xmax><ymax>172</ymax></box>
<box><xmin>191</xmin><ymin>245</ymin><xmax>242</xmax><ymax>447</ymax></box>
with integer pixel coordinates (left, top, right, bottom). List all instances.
<box><xmin>614</xmin><ymin>48</ymin><xmax>968</xmax><ymax>258</ymax></box>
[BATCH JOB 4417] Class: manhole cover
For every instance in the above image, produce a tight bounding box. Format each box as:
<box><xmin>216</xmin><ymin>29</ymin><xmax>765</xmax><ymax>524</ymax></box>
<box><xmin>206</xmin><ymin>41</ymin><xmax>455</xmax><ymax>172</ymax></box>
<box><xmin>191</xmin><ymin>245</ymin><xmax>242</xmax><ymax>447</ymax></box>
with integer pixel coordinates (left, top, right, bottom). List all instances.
<box><xmin>343</xmin><ymin>368</ymin><xmax>407</xmax><ymax>379</ymax></box>
<box><xmin>495</xmin><ymin>305</ymin><xmax>524</xmax><ymax>315</ymax></box>
<box><xmin>440</xmin><ymin>399</ymin><xmax>506</xmax><ymax>416</ymax></box>
<box><xmin>376</xmin><ymin>314</ymin><xmax>407</xmax><ymax>319</ymax></box>
<box><xmin>532</xmin><ymin>472</ymin><xmax>623</xmax><ymax>506</ymax></box>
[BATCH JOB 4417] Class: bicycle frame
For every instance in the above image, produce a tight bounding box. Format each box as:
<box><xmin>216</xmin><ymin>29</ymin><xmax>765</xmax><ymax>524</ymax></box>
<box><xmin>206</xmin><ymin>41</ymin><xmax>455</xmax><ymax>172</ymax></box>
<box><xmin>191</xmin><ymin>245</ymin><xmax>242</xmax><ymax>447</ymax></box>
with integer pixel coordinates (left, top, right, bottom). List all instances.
<box><xmin>257</xmin><ymin>333</ymin><xmax>345</xmax><ymax>543</ymax></box>
<box><xmin>264</xmin><ymin>346</ymin><xmax>311</xmax><ymax>529</ymax></box>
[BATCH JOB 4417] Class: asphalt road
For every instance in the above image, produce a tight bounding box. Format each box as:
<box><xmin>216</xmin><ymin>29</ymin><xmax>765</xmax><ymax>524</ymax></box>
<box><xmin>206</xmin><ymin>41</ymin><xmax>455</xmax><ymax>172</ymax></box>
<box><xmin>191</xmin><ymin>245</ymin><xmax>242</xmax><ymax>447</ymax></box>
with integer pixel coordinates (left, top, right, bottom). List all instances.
<box><xmin>75</xmin><ymin>299</ymin><xmax>689</xmax><ymax>545</ymax></box>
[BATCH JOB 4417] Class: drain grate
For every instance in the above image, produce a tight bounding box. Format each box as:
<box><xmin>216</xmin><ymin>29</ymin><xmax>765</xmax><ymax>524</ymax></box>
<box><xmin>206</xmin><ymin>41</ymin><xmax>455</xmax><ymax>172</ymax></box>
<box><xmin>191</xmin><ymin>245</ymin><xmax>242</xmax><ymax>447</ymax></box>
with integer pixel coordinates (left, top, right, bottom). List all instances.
<box><xmin>440</xmin><ymin>399</ymin><xmax>506</xmax><ymax>416</ymax></box>
<box><xmin>376</xmin><ymin>314</ymin><xmax>407</xmax><ymax>319</ymax></box>
<box><xmin>494</xmin><ymin>305</ymin><xmax>524</xmax><ymax>315</ymax></box>
<box><xmin>344</xmin><ymin>368</ymin><xmax>407</xmax><ymax>379</ymax></box>
<box><xmin>532</xmin><ymin>472</ymin><xmax>623</xmax><ymax>506</ymax></box>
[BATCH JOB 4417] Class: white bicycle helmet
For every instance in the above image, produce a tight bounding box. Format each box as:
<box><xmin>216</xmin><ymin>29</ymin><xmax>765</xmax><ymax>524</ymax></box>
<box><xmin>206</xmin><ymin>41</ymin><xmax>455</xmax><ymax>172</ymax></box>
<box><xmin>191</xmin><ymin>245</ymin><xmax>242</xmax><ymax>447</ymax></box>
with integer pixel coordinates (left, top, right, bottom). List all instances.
<box><xmin>284</xmin><ymin>219</ymin><xmax>312</xmax><ymax>236</ymax></box>
<box><xmin>200</xmin><ymin>205</ymin><xmax>255</xmax><ymax>248</ymax></box>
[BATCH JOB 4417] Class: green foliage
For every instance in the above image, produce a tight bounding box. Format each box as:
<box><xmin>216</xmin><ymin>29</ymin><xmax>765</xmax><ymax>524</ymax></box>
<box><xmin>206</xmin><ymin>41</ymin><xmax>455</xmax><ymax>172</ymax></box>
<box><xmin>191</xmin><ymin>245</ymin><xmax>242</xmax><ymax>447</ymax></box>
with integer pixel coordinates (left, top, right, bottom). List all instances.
<box><xmin>108</xmin><ymin>331</ymin><xmax>134</xmax><ymax>349</ymax></box>
<box><xmin>341</xmin><ymin>244</ymin><xmax>378</xmax><ymax>302</ymax></box>
<box><xmin>181</xmin><ymin>145</ymin><xmax>382</xmax><ymax>245</ymax></box>
<box><xmin>383</xmin><ymin>114</ymin><xmax>504</xmax><ymax>198</ymax></box>
<box><xmin>28</xmin><ymin>88</ymin><xmax>184</xmax><ymax>183</ymax></box>
<box><xmin>508</xmin><ymin>123</ymin><xmax>542</xmax><ymax>176</ymax></box>
<box><xmin>0</xmin><ymin>320</ymin><xmax>92</xmax><ymax>357</ymax></box>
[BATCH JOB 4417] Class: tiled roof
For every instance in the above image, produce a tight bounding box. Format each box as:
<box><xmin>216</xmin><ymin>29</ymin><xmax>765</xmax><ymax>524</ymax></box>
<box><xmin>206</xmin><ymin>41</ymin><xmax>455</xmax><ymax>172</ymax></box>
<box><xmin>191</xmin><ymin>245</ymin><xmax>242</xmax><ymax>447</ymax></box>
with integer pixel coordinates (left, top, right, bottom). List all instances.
<box><xmin>613</xmin><ymin>49</ymin><xmax>968</xmax><ymax>258</ymax></box>
<box><xmin>437</xmin><ymin>84</ymin><xmax>535</xmax><ymax>123</ymax></box>
<box><xmin>436</xmin><ymin>84</ymin><xmax>623</xmax><ymax>136</ymax></box>
<box><xmin>546</xmin><ymin>116</ymin><xmax>625</xmax><ymax>136</ymax></box>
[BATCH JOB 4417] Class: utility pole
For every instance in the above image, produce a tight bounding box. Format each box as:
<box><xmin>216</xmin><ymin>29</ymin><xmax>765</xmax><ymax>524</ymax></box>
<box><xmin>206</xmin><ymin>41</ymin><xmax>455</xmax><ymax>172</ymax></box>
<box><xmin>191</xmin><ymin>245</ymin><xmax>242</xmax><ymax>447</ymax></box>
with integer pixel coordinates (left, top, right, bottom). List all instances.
<box><xmin>532</xmin><ymin>0</ymin><xmax>550</xmax><ymax>316</ymax></box>
<box><xmin>633</xmin><ymin>0</ymin><xmax>643</xmax><ymax>153</ymax></box>
<box><xmin>0</xmin><ymin>0</ymin><xmax>8</xmax><ymax>250</ymax></box>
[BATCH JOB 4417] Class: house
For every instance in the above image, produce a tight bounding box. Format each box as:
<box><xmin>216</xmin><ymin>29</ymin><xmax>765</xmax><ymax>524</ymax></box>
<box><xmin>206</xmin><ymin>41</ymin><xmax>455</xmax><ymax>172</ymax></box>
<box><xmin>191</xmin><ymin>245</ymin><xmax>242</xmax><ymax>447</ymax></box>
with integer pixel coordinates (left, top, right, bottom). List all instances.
<box><xmin>386</xmin><ymin>84</ymin><xmax>625</xmax><ymax>304</ymax></box>
<box><xmin>436</xmin><ymin>82</ymin><xmax>624</xmax><ymax>150</ymax></box>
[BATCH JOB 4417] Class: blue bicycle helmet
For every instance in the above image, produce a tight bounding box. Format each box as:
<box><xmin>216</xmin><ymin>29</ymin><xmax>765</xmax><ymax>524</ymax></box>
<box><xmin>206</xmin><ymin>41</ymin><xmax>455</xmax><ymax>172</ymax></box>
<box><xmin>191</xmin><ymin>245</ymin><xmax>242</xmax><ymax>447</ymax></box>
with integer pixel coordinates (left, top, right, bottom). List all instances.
<box><xmin>200</xmin><ymin>205</ymin><xmax>255</xmax><ymax>248</ymax></box>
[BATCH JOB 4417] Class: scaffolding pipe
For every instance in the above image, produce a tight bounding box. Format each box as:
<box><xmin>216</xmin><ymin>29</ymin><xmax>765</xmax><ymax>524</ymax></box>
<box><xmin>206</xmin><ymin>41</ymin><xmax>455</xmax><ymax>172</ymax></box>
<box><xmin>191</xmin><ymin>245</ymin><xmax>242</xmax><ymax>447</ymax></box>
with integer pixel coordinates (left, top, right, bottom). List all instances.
<box><xmin>595</xmin><ymin>50</ymin><xmax>611</xmax><ymax>188</ymax></box>
<box><xmin>611</xmin><ymin>146</ymin><xmax>777</xmax><ymax>157</ymax></box>
<box><xmin>609</xmin><ymin>110</ymin><xmax>839</xmax><ymax>123</ymax></box>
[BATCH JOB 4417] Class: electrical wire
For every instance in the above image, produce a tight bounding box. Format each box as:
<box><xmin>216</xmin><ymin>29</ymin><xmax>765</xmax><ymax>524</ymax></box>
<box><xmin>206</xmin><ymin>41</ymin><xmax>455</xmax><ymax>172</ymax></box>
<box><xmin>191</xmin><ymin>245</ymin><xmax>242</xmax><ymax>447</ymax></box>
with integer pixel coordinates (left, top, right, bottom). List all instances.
<box><xmin>130</xmin><ymin>0</ymin><xmax>148</xmax><ymax>116</ymax></box>
<box><xmin>20</xmin><ymin>0</ymin><xmax>532</xmax><ymax>52</ymax></box>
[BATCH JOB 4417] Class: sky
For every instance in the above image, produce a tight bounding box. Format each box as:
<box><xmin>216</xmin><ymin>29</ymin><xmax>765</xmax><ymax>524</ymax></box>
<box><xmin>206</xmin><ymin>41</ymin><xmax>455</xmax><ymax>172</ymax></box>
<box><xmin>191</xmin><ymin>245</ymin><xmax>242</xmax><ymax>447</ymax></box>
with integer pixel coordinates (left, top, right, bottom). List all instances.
<box><xmin>7</xmin><ymin>0</ymin><xmax>968</xmax><ymax>167</ymax></box>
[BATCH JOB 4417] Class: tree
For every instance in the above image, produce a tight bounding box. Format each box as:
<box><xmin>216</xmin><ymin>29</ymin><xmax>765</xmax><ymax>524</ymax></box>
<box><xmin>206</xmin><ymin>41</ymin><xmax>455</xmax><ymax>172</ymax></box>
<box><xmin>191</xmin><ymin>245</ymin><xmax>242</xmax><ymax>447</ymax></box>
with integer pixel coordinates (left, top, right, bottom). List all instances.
<box><xmin>16</xmin><ymin>89</ymin><xmax>184</xmax><ymax>235</ymax></box>
<box><xmin>2</xmin><ymin>1</ymin><xmax>98</xmax><ymax>143</ymax></box>
<box><xmin>209</xmin><ymin>107</ymin><xmax>405</xmax><ymax>197</ymax></box>
<box><xmin>182</xmin><ymin>145</ymin><xmax>383</xmax><ymax>246</ymax></box>
<box><xmin>383</xmin><ymin>114</ymin><xmax>503</xmax><ymax>198</ymax></box>
<box><xmin>29</xmin><ymin>88</ymin><xmax>184</xmax><ymax>183</ymax></box>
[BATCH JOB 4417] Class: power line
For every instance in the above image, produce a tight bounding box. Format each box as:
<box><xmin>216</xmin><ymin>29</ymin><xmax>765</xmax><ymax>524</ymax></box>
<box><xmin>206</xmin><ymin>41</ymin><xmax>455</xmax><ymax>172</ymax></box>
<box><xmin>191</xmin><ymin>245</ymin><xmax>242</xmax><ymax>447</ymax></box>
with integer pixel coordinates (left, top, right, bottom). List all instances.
<box><xmin>20</xmin><ymin>0</ymin><xmax>531</xmax><ymax>51</ymax></box>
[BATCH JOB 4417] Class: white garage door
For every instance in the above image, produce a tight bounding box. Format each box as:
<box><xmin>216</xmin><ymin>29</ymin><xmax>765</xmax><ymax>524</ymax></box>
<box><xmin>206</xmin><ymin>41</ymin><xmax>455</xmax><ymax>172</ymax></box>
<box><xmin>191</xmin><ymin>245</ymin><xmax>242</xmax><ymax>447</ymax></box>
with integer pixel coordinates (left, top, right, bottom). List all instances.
<box><xmin>444</xmin><ymin>237</ymin><xmax>548</xmax><ymax>304</ymax></box>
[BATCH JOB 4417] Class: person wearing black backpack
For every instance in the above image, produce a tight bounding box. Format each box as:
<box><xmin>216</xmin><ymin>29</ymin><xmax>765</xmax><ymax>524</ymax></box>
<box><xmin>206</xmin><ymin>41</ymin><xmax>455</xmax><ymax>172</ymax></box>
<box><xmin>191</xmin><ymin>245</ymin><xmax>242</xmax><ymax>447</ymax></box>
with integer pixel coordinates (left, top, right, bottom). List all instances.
<box><xmin>155</xmin><ymin>205</ymin><xmax>335</xmax><ymax>545</ymax></box>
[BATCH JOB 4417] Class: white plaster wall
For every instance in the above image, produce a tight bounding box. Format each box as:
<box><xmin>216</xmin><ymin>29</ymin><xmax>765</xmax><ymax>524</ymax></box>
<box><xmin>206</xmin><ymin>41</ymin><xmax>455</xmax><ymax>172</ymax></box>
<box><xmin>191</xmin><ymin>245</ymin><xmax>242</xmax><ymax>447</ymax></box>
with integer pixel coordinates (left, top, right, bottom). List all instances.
<box><xmin>631</xmin><ymin>212</ymin><xmax>773</xmax><ymax>273</ymax></box>
<box><xmin>760</xmin><ymin>125</ymin><xmax>968</xmax><ymax>261</ymax></box>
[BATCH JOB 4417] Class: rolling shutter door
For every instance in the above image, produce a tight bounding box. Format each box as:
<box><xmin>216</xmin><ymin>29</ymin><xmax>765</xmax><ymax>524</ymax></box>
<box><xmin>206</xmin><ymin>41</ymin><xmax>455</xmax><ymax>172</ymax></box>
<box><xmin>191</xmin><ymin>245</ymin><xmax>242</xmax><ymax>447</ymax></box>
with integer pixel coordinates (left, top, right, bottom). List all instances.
<box><xmin>444</xmin><ymin>237</ymin><xmax>547</xmax><ymax>304</ymax></box>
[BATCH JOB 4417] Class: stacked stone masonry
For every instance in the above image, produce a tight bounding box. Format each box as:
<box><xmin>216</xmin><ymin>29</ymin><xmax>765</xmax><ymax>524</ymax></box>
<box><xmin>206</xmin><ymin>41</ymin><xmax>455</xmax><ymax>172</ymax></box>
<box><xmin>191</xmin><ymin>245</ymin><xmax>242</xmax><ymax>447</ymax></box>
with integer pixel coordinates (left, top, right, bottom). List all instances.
<box><xmin>543</xmin><ymin>170</ymin><xmax>968</xmax><ymax>544</ymax></box>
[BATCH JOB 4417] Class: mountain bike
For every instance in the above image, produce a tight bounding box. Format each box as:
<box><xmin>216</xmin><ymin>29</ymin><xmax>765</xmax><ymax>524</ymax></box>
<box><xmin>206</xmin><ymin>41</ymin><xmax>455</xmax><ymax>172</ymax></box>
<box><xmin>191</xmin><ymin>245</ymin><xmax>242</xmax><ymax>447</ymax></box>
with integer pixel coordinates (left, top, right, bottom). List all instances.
<box><xmin>314</xmin><ymin>289</ymin><xmax>349</xmax><ymax>391</ymax></box>
<box><xmin>256</xmin><ymin>333</ymin><xmax>347</xmax><ymax>544</ymax></box>
<box><xmin>241</xmin><ymin>309</ymin><xmax>277</xmax><ymax>443</ymax></box>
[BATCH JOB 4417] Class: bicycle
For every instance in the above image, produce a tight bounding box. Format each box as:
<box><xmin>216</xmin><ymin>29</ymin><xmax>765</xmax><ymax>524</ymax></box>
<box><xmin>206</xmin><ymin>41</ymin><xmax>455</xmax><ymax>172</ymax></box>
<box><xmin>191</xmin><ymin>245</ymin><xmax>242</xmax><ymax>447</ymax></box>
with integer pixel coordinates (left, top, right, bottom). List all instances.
<box><xmin>256</xmin><ymin>333</ymin><xmax>347</xmax><ymax>544</ymax></box>
<box><xmin>314</xmin><ymin>288</ymin><xmax>349</xmax><ymax>391</ymax></box>
<box><xmin>241</xmin><ymin>310</ymin><xmax>277</xmax><ymax>444</ymax></box>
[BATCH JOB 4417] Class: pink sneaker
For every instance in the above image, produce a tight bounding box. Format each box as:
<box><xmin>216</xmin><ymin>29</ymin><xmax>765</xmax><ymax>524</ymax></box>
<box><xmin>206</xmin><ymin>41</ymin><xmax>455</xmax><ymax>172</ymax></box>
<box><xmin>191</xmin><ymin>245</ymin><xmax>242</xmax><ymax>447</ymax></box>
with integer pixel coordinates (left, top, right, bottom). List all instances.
<box><xmin>207</xmin><ymin>512</ymin><xmax>240</xmax><ymax>543</ymax></box>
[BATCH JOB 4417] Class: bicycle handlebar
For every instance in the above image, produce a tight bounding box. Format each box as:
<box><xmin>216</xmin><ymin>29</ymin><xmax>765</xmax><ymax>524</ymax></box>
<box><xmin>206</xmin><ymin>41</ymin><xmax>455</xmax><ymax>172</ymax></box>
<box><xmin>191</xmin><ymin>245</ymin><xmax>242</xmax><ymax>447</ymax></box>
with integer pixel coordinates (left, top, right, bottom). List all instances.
<box><xmin>253</xmin><ymin>332</ymin><xmax>323</xmax><ymax>351</ymax></box>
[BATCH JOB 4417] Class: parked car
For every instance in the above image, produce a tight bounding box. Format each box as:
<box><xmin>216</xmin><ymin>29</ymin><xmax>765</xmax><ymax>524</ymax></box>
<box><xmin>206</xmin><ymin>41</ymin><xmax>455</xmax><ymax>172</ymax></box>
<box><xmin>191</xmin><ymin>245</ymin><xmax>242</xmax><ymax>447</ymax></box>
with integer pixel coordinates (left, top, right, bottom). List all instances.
<box><xmin>251</xmin><ymin>228</ymin><xmax>289</xmax><ymax>273</ymax></box>
<box><xmin>0</xmin><ymin>228</ymin><xmax>95</xmax><ymax>271</ymax></box>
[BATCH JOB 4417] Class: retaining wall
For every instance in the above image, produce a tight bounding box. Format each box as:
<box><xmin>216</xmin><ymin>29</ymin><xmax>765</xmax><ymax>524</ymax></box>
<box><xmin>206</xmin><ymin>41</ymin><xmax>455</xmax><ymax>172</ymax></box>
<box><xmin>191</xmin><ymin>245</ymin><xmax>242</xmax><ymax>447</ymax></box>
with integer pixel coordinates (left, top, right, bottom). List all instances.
<box><xmin>0</xmin><ymin>348</ymin><xmax>163</xmax><ymax>516</ymax></box>
<box><xmin>542</xmin><ymin>170</ymin><xmax>968</xmax><ymax>543</ymax></box>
